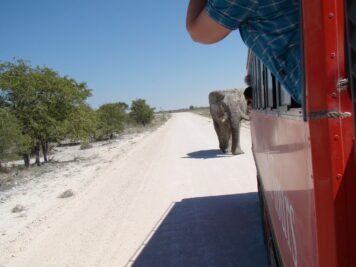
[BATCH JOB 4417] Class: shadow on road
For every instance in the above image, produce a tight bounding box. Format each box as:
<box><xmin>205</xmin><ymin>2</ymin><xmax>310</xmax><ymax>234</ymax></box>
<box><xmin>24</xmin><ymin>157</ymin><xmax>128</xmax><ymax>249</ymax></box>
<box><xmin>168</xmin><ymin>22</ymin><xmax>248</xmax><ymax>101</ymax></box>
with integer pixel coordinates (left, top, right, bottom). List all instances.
<box><xmin>183</xmin><ymin>149</ymin><xmax>233</xmax><ymax>159</ymax></box>
<box><xmin>129</xmin><ymin>193</ymin><xmax>268</xmax><ymax>267</ymax></box>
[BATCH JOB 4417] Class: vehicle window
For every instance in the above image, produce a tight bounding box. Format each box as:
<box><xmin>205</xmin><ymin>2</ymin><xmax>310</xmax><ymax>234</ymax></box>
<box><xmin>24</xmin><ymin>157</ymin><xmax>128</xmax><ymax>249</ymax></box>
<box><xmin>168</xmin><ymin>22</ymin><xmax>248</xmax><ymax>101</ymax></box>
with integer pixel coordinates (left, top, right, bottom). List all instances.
<box><xmin>249</xmin><ymin>55</ymin><xmax>301</xmax><ymax>112</ymax></box>
<box><xmin>266</xmin><ymin>68</ymin><xmax>275</xmax><ymax>108</ymax></box>
<box><xmin>279</xmin><ymin>84</ymin><xmax>291</xmax><ymax>107</ymax></box>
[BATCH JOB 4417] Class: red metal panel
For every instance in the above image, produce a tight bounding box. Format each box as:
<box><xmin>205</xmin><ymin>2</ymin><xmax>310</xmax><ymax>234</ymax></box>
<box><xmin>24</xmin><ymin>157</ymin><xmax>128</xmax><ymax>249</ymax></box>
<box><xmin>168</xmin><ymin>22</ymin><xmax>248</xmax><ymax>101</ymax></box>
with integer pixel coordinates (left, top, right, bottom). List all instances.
<box><xmin>303</xmin><ymin>0</ymin><xmax>356</xmax><ymax>266</ymax></box>
<box><xmin>308</xmin><ymin>119</ymin><xmax>338</xmax><ymax>266</ymax></box>
<box><xmin>303</xmin><ymin>0</ymin><xmax>328</xmax><ymax>112</ymax></box>
<box><xmin>251</xmin><ymin>112</ymin><xmax>317</xmax><ymax>267</ymax></box>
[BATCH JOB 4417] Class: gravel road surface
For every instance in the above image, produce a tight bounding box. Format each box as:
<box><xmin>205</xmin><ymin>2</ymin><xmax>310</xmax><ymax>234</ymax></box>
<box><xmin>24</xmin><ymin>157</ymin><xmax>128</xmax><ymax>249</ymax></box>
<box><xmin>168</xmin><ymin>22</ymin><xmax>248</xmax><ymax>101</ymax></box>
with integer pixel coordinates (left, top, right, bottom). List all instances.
<box><xmin>3</xmin><ymin>113</ymin><xmax>267</xmax><ymax>267</ymax></box>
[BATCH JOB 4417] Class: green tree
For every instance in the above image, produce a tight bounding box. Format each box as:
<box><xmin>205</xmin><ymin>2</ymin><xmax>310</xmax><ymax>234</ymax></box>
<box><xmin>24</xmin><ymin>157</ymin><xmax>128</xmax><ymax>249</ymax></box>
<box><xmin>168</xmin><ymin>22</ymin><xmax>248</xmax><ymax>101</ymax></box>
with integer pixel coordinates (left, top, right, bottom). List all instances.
<box><xmin>117</xmin><ymin>102</ymin><xmax>129</xmax><ymax>111</ymax></box>
<box><xmin>64</xmin><ymin>104</ymin><xmax>97</xmax><ymax>142</ymax></box>
<box><xmin>96</xmin><ymin>102</ymin><xmax>127</xmax><ymax>139</ymax></box>
<box><xmin>0</xmin><ymin>60</ymin><xmax>92</xmax><ymax>166</ymax></box>
<box><xmin>0</xmin><ymin>108</ymin><xmax>33</xmax><ymax>167</ymax></box>
<box><xmin>129</xmin><ymin>99</ymin><xmax>155</xmax><ymax>126</ymax></box>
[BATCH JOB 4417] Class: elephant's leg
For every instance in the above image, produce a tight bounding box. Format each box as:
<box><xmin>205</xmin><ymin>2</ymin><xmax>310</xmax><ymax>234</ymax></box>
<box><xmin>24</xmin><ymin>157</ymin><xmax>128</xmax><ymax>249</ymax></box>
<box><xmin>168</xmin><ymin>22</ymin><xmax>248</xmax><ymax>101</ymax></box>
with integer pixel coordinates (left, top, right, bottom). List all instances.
<box><xmin>213</xmin><ymin>120</ymin><xmax>230</xmax><ymax>153</ymax></box>
<box><xmin>226</xmin><ymin>135</ymin><xmax>232</xmax><ymax>152</ymax></box>
<box><xmin>219</xmin><ymin>128</ymin><xmax>231</xmax><ymax>153</ymax></box>
<box><xmin>220</xmin><ymin>122</ymin><xmax>231</xmax><ymax>153</ymax></box>
<box><xmin>231</xmin><ymin>119</ymin><xmax>244</xmax><ymax>155</ymax></box>
<box><xmin>213</xmin><ymin>120</ymin><xmax>226</xmax><ymax>153</ymax></box>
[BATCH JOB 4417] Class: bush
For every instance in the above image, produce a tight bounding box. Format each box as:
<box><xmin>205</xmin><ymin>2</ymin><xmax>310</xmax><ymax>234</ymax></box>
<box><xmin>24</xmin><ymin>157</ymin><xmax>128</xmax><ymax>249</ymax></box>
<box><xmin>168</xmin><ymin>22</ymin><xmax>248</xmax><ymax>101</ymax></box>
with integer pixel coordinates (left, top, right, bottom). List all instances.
<box><xmin>96</xmin><ymin>102</ymin><xmax>127</xmax><ymax>139</ymax></box>
<box><xmin>129</xmin><ymin>99</ymin><xmax>155</xmax><ymax>126</ymax></box>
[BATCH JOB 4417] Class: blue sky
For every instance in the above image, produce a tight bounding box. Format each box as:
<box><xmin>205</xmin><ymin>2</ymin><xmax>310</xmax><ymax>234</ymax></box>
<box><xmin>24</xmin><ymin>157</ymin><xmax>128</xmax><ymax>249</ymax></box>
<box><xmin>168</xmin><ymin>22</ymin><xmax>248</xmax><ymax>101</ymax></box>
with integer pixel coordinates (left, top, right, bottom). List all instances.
<box><xmin>0</xmin><ymin>0</ymin><xmax>248</xmax><ymax>110</ymax></box>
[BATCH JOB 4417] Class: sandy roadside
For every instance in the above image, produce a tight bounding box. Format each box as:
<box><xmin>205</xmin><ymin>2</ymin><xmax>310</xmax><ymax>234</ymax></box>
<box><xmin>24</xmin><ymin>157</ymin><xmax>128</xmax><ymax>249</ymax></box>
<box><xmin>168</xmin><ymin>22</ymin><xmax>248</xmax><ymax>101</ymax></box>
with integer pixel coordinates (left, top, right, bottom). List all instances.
<box><xmin>0</xmin><ymin>126</ymin><xmax>162</xmax><ymax>266</ymax></box>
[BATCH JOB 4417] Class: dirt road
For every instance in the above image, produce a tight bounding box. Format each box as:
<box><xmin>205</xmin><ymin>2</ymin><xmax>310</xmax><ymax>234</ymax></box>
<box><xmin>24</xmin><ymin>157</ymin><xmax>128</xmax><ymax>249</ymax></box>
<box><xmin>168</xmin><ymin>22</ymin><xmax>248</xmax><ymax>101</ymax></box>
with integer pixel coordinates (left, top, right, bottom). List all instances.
<box><xmin>2</xmin><ymin>113</ymin><xmax>267</xmax><ymax>267</ymax></box>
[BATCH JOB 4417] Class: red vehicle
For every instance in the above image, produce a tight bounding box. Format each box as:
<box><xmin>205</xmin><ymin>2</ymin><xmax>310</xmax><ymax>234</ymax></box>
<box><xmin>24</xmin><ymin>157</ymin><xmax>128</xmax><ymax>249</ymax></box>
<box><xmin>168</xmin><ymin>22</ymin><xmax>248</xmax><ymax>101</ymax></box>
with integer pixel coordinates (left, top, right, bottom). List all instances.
<box><xmin>247</xmin><ymin>0</ymin><xmax>356</xmax><ymax>266</ymax></box>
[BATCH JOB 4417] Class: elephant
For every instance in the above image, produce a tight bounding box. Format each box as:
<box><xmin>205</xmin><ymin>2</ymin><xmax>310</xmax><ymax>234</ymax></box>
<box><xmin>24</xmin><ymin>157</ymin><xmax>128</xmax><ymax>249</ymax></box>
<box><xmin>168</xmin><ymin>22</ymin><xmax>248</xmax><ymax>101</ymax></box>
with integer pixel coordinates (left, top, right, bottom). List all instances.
<box><xmin>209</xmin><ymin>89</ymin><xmax>250</xmax><ymax>155</ymax></box>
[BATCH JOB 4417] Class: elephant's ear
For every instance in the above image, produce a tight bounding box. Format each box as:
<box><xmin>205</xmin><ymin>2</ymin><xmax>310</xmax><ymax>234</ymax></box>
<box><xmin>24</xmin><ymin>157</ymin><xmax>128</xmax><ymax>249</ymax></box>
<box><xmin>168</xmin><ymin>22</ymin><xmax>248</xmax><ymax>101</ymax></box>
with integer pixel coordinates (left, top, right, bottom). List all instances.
<box><xmin>220</xmin><ymin>102</ymin><xmax>229</xmax><ymax>122</ymax></box>
<box><xmin>221</xmin><ymin>113</ymin><xmax>229</xmax><ymax>122</ymax></box>
<box><xmin>209</xmin><ymin>91</ymin><xmax>225</xmax><ymax>104</ymax></box>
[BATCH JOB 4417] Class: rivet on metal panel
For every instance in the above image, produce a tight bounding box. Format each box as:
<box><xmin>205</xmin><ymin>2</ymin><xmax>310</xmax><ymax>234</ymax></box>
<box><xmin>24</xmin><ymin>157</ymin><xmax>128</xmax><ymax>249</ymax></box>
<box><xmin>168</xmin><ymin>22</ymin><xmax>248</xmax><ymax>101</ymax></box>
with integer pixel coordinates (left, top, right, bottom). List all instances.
<box><xmin>330</xmin><ymin>53</ymin><xmax>336</xmax><ymax>59</ymax></box>
<box><xmin>328</xmin><ymin>12</ymin><xmax>334</xmax><ymax>19</ymax></box>
<box><xmin>334</xmin><ymin>135</ymin><xmax>340</xmax><ymax>141</ymax></box>
<box><xmin>331</xmin><ymin>92</ymin><xmax>337</xmax><ymax>99</ymax></box>
<box><xmin>336</xmin><ymin>174</ymin><xmax>342</xmax><ymax>180</ymax></box>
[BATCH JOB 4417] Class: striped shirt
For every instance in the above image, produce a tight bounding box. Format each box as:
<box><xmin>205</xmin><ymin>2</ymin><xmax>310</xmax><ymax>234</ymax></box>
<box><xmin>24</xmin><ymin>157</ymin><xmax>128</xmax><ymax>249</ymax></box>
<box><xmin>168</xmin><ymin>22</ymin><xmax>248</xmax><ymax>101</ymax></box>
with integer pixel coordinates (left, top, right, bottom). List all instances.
<box><xmin>206</xmin><ymin>0</ymin><xmax>301</xmax><ymax>104</ymax></box>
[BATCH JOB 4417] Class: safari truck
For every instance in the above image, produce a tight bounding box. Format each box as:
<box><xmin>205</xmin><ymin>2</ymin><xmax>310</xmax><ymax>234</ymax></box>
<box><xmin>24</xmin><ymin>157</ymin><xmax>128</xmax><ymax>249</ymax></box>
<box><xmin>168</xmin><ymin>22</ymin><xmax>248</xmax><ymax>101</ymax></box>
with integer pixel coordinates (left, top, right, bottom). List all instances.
<box><xmin>247</xmin><ymin>0</ymin><xmax>356</xmax><ymax>266</ymax></box>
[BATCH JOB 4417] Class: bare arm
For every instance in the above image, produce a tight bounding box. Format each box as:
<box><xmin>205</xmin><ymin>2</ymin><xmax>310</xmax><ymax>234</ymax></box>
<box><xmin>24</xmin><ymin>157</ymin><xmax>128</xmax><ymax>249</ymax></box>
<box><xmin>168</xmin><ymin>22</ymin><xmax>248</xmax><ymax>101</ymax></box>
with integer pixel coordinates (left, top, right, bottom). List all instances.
<box><xmin>186</xmin><ymin>0</ymin><xmax>232</xmax><ymax>44</ymax></box>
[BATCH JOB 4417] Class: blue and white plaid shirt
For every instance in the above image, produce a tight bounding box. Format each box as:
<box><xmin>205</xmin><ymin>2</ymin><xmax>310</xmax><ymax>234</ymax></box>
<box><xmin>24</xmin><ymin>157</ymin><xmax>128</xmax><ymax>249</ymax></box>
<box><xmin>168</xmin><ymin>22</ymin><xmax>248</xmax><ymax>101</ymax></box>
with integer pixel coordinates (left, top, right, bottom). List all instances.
<box><xmin>206</xmin><ymin>0</ymin><xmax>301</xmax><ymax>104</ymax></box>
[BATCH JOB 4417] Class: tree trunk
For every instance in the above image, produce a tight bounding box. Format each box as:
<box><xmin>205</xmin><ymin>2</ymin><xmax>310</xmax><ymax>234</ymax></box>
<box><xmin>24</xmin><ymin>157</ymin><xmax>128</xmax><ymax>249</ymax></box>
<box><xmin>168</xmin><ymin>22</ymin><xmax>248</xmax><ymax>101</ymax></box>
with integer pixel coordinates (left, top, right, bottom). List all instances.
<box><xmin>34</xmin><ymin>142</ymin><xmax>41</xmax><ymax>166</ymax></box>
<box><xmin>41</xmin><ymin>141</ymin><xmax>49</xmax><ymax>162</ymax></box>
<box><xmin>23</xmin><ymin>154</ymin><xmax>30</xmax><ymax>168</ymax></box>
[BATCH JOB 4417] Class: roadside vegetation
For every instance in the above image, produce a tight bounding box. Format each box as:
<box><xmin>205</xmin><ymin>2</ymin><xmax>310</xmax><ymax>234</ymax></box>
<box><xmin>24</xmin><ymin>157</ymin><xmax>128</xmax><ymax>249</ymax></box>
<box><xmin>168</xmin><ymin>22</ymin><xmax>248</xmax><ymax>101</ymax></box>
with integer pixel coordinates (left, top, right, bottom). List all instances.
<box><xmin>188</xmin><ymin>106</ymin><xmax>211</xmax><ymax>118</ymax></box>
<box><xmin>167</xmin><ymin>105</ymin><xmax>211</xmax><ymax>118</ymax></box>
<box><xmin>0</xmin><ymin>60</ymin><xmax>168</xmax><ymax>171</ymax></box>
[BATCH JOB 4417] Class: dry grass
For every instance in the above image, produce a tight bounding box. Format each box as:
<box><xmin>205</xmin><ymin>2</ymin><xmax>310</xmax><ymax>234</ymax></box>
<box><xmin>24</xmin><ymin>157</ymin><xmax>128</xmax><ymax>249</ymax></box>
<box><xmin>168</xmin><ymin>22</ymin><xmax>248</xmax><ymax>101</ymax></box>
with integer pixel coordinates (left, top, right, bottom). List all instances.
<box><xmin>164</xmin><ymin>107</ymin><xmax>211</xmax><ymax>118</ymax></box>
<box><xmin>0</xmin><ymin>164</ymin><xmax>53</xmax><ymax>192</ymax></box>
<box><xmin>123</xmin><ymin>112</ymin><xmax>171</xmax><ymax>135</ymax></box>
<box><xmin>189</xmin><ymin>107</ymin><xmax>211</xmax><ymax>118</ymax></box>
